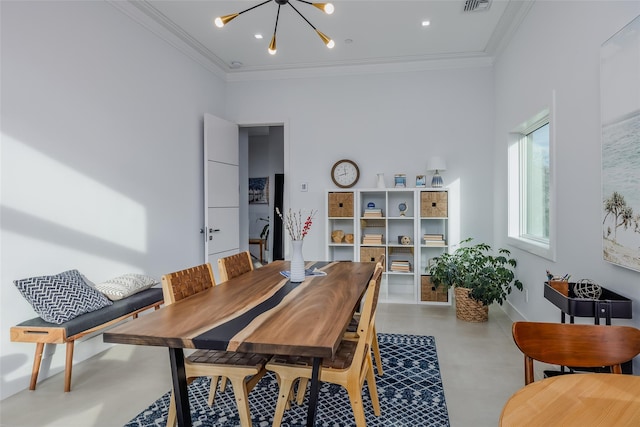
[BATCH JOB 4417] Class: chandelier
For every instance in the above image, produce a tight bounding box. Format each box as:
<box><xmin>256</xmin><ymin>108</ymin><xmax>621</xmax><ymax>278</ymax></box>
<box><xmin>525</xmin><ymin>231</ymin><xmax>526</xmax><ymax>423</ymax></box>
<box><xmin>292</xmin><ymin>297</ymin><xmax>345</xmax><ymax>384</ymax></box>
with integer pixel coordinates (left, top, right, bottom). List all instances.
<box><xmin>214</xmin><ymin>0</ymin><xmax>335</xmax><ymax>55</ymax></box>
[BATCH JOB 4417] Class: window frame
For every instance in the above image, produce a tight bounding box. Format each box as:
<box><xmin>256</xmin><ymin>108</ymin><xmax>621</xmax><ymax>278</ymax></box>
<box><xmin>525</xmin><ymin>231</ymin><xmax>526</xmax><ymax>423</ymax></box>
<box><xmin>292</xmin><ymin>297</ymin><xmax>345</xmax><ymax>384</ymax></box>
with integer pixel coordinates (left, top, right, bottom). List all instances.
<box><xmin>507</xmin><ymin>101</ymin><xmax>556</xmax><ymax>261</ymax></box>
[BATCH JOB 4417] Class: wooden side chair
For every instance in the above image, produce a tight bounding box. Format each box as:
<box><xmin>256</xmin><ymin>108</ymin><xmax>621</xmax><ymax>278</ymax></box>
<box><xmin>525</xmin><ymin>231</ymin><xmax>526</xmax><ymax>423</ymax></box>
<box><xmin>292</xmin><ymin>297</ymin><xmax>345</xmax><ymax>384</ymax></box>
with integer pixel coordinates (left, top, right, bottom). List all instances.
<box><xmin>218</xmin><ymin>251</ymin><xmax>254</xmax><ymax>283</ymax></box>
<box><xmin>512</xmin><ymin>321</ymin><xmax>640</xmax><ymax>385</ymax></box>
<box><xmin>266</xmin><ymin>264</ymin><xmax>383</xmax><ymax>427</ymax></box>
<box><xmin>346</xmin><ymin>254</ymin><xmax>385</xmax><ymax>376</ymax></box>
<box><xmin>161</xmin><ymin>263</ymin><xmax>269</xmax><ymax>427</ymax></box>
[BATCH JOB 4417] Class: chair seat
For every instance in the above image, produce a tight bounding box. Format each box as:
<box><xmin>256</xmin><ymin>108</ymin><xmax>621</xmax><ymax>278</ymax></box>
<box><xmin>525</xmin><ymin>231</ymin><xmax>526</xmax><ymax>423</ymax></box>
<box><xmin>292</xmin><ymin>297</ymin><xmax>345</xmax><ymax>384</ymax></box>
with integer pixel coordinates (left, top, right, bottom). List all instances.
<box><xmin>269</xmin><ymin>340</ymin><xmax>365</xmax><ymax>370</ymax></box>
<box><xmin>188</xmin><ymin>349</ymin><xmax>269</xmax><ymax>368</ymax></box>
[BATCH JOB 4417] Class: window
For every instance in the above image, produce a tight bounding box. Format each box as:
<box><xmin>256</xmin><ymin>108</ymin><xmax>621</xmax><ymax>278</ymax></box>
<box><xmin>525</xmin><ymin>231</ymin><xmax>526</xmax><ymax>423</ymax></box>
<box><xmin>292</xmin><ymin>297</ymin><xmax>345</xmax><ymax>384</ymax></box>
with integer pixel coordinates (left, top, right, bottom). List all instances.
<box><xmin>508</xmin><ymin>107</ymin><xmax>556</xmax><ymax>260</ymax></box>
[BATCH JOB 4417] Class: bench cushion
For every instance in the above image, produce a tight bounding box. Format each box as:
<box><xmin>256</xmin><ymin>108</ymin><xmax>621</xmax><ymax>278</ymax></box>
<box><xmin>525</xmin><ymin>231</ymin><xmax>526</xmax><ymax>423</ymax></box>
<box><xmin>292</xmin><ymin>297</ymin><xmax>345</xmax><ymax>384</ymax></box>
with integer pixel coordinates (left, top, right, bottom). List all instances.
<box><xmin>14</xmin><ymin>270</ymin><xmax>113</xmax><ymax>324</ymax></box>
<box><xmin>15</xmin><ymin>288</ymin><xmax>163</xmax><ymax>338</ymax></box>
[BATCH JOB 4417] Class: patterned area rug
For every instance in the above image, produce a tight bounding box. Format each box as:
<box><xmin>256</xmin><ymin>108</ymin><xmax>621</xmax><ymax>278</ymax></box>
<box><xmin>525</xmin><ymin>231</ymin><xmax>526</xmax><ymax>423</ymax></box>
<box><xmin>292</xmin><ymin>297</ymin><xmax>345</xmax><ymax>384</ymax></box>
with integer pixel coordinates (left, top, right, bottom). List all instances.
<box><xmin>125</xmin><ymin>333</ymin><xmax>449</xmax><ymax>426</ymax></box>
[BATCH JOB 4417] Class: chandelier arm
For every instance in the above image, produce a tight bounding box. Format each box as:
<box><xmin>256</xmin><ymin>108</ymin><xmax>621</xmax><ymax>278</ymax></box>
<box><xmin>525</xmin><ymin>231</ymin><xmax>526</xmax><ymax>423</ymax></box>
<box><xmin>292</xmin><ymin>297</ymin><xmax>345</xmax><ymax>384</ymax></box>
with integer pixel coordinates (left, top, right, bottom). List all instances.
<box><xmin>273</xmin><ymin>4</ymin><xmax>281</xmax><ymax>34</ymax></box>
<box><xmin>287</xmin><ymin>1</ymin><xmax>318</xmax><ymax>30</ymax></box>
<box><xmin>238</xmin><ymin>0</ymin><xmax>273</xmax><ymax>17</ymax></box>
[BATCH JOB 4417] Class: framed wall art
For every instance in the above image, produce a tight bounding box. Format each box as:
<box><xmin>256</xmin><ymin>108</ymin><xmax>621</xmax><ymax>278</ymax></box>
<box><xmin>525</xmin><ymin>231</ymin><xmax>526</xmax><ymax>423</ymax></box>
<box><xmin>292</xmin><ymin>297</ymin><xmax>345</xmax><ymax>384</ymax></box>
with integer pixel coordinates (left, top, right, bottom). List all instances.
<box><xmin>249</xmin><ymin>177</ymin><xmax>269</xmax><ymax>204</ymax></box>
<box><xmin>601</xmin><ymin>14</ymin><xmax>640</xmax><ymax>272</ymax></box>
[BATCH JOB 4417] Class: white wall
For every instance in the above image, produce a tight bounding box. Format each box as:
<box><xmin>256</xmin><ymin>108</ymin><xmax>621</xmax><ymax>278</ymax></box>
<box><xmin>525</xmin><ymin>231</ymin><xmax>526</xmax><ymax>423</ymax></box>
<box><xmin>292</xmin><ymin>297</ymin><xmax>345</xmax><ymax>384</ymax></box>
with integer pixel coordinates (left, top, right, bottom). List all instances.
<box><xmin>227</xmin><ymin>67</ymin><xmax>497</xmax><ymax>260</ymax></box>
<box><xmin>0</xmin><ymin>1</ymin><xmax>226</xmax><ymax>399</ymax></box>
<box><xmin>493</xmin><ymin>1</ymin><xmax>640</xmax><ymax>340</ymax></box>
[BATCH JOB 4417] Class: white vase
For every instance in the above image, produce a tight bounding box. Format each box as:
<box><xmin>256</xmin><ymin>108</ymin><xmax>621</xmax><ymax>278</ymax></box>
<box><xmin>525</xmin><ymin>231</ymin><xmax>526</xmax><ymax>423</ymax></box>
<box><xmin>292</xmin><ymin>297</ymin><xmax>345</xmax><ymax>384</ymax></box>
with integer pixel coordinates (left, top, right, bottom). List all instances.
<box><xmin>290</xmin><ymin>240</ymin><xmax>306</xmax><ymax>282</ymax></box>
<box><xmin>376</xmin><ymin>173</ymin><xmax>386</xmax><ymax>188</ymax></box>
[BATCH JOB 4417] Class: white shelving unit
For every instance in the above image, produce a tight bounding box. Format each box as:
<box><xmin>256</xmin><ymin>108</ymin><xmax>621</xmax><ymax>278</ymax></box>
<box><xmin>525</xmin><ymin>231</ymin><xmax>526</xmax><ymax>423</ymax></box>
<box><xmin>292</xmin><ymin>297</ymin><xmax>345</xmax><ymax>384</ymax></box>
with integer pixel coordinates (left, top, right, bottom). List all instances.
<box><xmin>325</xmin><ymin>188</ymin><xmax>451</xmax><ymax>305</ymax></box>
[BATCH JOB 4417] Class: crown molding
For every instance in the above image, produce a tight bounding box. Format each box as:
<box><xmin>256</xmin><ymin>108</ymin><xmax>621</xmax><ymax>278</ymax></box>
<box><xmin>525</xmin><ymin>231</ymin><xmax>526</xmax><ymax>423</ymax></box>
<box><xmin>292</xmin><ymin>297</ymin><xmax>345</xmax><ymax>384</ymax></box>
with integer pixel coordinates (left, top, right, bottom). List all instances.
<box><xmin>225</xmin><ymin>54</ymin><xmax>494</xmax><ymax>82</ymax></box>
<box><xmin>106</xmin><ymin>0</ymin><xmax>227</xmax><ymax>79</ymax></box>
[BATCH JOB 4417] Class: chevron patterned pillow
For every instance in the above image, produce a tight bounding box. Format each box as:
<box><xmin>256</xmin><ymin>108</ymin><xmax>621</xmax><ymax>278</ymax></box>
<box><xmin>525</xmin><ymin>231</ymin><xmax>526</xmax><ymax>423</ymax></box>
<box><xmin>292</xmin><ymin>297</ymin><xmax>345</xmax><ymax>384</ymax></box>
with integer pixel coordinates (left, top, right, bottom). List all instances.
<box><xmin>94</xmin><ymin>273</ymin><xmax>158</xmax><ymax>301</ymax></box>
<box><xmin>14</xmin><ymin>269</ymin><xmax>112</xmax><ymax>324</ymax></box>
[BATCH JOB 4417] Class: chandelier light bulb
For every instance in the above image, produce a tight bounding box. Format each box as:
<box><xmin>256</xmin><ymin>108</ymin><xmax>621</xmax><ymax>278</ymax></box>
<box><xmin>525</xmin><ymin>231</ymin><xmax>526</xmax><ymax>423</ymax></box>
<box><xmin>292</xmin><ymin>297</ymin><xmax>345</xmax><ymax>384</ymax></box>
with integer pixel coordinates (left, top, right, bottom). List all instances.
<box><xmin>214</xmin><ymin>13</ymin><xmax>239</xmax><ymax>28</ymax></box>
<box><xmin>268</xmin><ymin>36</ymin><xmax>277</xmax><ymax>55</ymax></box>
<box><xmin>316</xmin><ymin>2</ymin><xmax>334</xmax><ymax>14</ymax></box>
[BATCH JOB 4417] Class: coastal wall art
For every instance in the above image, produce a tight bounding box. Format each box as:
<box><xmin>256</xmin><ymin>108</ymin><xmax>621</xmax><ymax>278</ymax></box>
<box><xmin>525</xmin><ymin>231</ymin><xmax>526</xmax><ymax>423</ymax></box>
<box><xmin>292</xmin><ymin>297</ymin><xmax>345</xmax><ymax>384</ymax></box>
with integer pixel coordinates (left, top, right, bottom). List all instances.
<box><xmin>601</xmin><ymin>14</ymin><xmax>640</xmax><ymax>272</ymax></box>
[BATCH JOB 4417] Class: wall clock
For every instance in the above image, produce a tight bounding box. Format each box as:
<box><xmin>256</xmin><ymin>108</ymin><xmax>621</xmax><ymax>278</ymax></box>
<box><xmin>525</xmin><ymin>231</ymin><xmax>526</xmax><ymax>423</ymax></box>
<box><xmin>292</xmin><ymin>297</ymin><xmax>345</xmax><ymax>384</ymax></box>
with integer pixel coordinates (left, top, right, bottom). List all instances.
<box><xmin>331</xmin><ymin>159</ymin><xmax>360</xmax><ymax>188</ymax></box>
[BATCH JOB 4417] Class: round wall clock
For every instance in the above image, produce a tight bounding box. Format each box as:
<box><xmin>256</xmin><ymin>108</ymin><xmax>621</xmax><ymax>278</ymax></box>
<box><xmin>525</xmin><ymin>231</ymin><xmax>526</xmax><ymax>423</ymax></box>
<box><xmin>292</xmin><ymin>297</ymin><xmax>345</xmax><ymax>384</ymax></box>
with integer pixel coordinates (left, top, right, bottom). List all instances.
<box><xmin>331</xmin><ymin>159</ymin><xmax>360</xmax><ymax>188</ymax></box>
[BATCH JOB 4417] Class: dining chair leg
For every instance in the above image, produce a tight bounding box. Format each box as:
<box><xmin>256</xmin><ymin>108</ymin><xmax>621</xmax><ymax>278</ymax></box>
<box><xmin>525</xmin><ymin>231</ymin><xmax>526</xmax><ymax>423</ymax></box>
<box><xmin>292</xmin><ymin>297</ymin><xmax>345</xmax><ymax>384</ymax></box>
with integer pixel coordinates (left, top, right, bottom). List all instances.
<box><xmin>296</xmin><ymin>378</ymin><xmax>309</xmax><ymax>405</ymax></box>
<box><xmin>346</xmin><ymin>378</ymin><xmax>367</xmax><ymax>427</ymax></box>
<box><xmin>372</xmin><ymin>325</ymin><xmax>383</xmax><ymax>376</ymax></box>
<box><xmin>220</xmin><ymin>376</ymin><xmax>228</xmax><ymax>392</ymax></box>
<box><xmin>230</xmin><ymin>376</ymin><xmax>252</xmax><ymax>427</ymax></box>
<box><xmin>272</xmin><ymin>375</ymin><xmax>297</xmax><ymax>427</ymax></box>
<box><xmin>365</xmin><ymin>354</ymin><xmax>381</xmax><ymax>416</ymax></box>
<box><xmin>167</xmin><ymin>391</ymin><xmax>177</xmax><ymax>427</ymax></box>
<box><xmin>208</xmin><ymin>376</ymin><xmax>220</xmax><ymax>406</ymax></box>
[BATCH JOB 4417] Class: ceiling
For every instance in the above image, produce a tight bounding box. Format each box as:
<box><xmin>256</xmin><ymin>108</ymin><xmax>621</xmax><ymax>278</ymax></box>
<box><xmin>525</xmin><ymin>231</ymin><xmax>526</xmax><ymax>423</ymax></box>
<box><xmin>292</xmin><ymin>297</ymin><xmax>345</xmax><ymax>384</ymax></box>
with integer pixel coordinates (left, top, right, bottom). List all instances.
<box><xmin>116</xmin><ymin>0</ymin><xmax>531</xmax><ymax>75</ymax></box>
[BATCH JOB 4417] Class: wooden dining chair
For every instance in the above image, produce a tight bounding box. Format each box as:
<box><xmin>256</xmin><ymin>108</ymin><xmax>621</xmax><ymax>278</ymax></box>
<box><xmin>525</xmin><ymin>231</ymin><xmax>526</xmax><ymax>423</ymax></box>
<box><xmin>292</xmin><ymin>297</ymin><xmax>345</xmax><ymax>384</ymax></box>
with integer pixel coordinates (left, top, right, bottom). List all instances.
<box><xmin>161</xmin><ymin>263</ymin><xmax>269</xmax><ymax>427</ymax></box>
<box><xmin>266</xmin><ymin>264</ymin><xmax>383</xmax><ymax>427</ymax></box>
<box><xmin>218</xmin><ymin>251</ymin><xmax>254</xmax><ymax>283</ymax></box>
<box><xmin>512</xmin><ymin>321</ymin><xmax>640</xmax><ymax>385</ymax></box>
<box><xmin>346</xmin><ymin>255</ymin><xmax>385</xmax><ymax>376</ymax></box>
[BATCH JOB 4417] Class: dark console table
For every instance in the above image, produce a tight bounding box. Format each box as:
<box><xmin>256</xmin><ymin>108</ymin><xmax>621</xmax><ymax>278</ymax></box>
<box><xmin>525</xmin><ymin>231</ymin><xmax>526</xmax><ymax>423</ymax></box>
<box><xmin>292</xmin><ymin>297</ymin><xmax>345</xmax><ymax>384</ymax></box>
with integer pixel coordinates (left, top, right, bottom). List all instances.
<box><xmin>544</xmin><ymin>281</ymin><xmax>633</xmax><ymax>373</ymax></box>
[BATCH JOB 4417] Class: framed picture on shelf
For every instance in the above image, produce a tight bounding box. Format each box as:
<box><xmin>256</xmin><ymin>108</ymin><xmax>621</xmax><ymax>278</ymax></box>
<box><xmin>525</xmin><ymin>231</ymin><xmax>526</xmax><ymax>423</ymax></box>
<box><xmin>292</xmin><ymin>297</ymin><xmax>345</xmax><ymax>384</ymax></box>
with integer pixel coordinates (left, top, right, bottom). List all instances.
<box><xmin>416</xmin><ymin>175</ymin><xmax>426</xmax><ymax>187</ymax></box>
<box><xmin>394</xmin><ymin>174</ymin><xmax>406</xmax><ymax>188</ymax></box>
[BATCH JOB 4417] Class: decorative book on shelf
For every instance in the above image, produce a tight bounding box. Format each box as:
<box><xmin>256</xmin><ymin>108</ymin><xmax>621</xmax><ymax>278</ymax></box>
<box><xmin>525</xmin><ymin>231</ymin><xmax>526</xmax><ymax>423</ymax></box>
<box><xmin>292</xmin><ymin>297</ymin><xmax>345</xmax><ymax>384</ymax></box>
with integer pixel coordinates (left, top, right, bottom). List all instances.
<box><xmin>423</xmin><ymin>234</ymin><xmax>445</xmax><ymax>246</ymax></box>
<box><xmin>363</xmin><ymin>208</ymin><xmax>383</xmax><ymax>218</ymax></box>
<box><xmin>390</xmin><ymin>260</ymin><xmax>412</xmax><ymax>272</ymax></box>
<box><xmin>363</xmin><ymin>234</ymin><xmax>383</xmax><ymax>245</ymax></box>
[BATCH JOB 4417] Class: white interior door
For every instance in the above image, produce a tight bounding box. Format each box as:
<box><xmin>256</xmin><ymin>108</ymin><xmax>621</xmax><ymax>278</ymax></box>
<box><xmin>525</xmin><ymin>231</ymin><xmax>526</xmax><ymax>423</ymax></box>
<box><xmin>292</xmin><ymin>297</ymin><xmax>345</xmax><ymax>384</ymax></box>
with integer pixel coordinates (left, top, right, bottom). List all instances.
<box><xmin>204</xmin><ymin>114</ymin><xmax>239</xmax><ymax>282</ymax></box>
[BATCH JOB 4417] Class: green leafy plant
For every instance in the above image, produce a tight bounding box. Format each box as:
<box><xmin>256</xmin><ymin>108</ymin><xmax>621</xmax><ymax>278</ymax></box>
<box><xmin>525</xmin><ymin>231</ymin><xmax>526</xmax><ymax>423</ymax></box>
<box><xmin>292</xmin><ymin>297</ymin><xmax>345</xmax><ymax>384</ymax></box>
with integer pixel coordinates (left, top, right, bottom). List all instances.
<box><xmin>428</xmin><ymin>238</ymin><xmax>523</xmax><ymax>306</ymax></box>
<box><xmin>259</xmin><ymin>217</ymin><xmax>270</xmax><ymax>242</ymax></box>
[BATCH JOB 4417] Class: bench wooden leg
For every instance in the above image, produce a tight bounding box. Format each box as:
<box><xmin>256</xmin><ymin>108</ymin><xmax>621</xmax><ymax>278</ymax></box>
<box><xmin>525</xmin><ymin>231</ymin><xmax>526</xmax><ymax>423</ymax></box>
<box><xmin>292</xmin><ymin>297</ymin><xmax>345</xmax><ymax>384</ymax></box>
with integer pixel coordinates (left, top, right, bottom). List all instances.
<box><xmin>65</xmin><ymin>341</ymin><xmax>74</xmax><ymax>392</ymax></box>
<box><xmin>29</xmin><ymin>342</ymin><xmax>45</xmax><ymax>390</ymax></box>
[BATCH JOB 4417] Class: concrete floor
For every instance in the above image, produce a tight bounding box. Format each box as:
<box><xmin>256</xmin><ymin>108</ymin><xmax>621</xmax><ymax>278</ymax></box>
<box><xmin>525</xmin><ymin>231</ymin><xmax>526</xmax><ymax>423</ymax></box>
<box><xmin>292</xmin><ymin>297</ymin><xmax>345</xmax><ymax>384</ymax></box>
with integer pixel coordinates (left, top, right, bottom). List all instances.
<box><xmin>0</xmin><ymin>303</ymin><xmax>531</xmax><ymax>427</ymax></box>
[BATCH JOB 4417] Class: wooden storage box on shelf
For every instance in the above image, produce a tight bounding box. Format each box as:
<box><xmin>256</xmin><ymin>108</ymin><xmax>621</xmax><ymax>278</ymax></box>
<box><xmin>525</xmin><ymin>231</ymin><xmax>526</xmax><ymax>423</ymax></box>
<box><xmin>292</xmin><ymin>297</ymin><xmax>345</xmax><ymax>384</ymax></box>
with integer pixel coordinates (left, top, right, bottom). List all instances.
<box><xmin>548</xmin><ymin>280</ymin><xmax>569</xmax><ymax>297</ymax></box>
<box><xmin>360</xmin><ymin>247</ymin><xmax>386</xmax><ymax>264</ymax></box>
<box><xmin>421</xmin><ymin>275</ymin><xmax>448</xmax><ymax>302</ymax></box>
<box><xmin>328</xmin><ymin>192</ymin><xmax>354</xmax><ymax>217</ymax></box>
<box><xmin>421</xmin><ymin>191</ymin><xmax>448</xmax><ymax>217</ymax></box>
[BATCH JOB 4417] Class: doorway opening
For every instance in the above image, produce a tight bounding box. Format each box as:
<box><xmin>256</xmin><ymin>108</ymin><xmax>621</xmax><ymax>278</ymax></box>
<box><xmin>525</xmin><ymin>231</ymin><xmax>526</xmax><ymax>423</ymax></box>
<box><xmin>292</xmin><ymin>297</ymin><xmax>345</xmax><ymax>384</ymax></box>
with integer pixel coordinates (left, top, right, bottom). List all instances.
<box><xmin>242</xmin><ymin>125</ymin><xmax>284</xmax><ymax>263</ymax></box>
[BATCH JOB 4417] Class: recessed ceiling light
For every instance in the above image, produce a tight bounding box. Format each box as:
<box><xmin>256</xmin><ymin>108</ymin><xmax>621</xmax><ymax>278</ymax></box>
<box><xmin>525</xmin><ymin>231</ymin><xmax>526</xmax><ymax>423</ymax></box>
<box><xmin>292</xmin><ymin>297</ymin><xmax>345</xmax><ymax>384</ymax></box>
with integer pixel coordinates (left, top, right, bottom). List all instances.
<box><xmin>230</xmin><ymin>61</ymin><xmax>243</xmax><ymax>69</ymax></box>
<box><xmin>422</xmin><ymin>20</ymin><xmax>431</xmax><ymax>27</ymax></box>
<box><xmin>254</xmin><ymin>34</ymin><xmax>263</xmax><ymax>39</ymax></box>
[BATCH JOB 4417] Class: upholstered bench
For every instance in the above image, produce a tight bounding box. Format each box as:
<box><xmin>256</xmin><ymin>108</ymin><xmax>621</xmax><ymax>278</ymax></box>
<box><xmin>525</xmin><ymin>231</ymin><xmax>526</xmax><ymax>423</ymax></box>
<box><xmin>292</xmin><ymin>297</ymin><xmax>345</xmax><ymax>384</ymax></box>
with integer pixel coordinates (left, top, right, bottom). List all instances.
<box><xmin>10</xmin><ymin>287</ymin><xmax>163</xmax><ymax>392</ymax></box>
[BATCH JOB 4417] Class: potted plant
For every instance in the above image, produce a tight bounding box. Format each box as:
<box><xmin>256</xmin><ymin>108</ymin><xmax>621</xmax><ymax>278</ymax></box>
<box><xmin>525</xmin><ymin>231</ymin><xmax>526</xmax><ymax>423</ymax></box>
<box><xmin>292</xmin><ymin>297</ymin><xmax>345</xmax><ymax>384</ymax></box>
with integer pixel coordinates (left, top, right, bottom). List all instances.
<box><xmin>428</xmin><ymin>238</ymin><xmax>523</xmax><ymax>322</ymax></box>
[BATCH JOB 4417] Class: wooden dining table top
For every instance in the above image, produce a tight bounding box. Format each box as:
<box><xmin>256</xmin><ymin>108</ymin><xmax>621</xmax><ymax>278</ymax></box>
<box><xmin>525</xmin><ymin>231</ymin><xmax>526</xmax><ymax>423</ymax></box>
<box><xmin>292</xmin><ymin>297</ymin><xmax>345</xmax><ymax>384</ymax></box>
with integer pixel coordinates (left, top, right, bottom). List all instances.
<box><xmin>500</xmin><ymin>373</ymin><xmax>640</xmax><ymax>426</ymax></box>
<box><xmin>104</xmin><ymin>260</ymin><xmax>376</xmax><ymax>359</ymax></box>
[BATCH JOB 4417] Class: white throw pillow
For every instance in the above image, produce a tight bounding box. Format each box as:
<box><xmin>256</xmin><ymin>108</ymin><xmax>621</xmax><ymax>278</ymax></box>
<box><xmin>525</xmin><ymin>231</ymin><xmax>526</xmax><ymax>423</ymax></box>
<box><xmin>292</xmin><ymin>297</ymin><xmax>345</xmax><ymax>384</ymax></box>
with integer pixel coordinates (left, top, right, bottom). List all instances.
<box><xmin>95</xmin><ymin>273</ymin><xmax>158</xmax><ymax>301</ymax></box>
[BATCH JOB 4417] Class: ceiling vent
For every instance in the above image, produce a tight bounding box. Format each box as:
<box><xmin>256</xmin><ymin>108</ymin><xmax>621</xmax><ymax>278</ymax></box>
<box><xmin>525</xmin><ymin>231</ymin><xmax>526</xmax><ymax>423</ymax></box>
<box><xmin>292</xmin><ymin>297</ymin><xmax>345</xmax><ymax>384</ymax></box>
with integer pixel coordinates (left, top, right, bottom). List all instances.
<box><xmin>463</xmin><ymin>0</ymin><xmax>492</xmax><ymax>12</ymax></box>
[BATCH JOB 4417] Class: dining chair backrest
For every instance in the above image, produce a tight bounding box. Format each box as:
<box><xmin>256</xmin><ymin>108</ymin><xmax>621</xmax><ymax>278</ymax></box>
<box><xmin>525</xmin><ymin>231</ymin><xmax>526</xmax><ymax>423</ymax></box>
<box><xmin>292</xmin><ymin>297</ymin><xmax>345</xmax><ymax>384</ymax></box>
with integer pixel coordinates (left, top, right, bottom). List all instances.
<box><xmin>218</xmin><ymin>251</ymin><xmax>254</xmax><ymax>283</ymax></box>
<box><xmin>161</xmin><ymin>263</ymin><xmax>216</xmax><ymax>305</ymax></box>
<box><xmin>356</xmin><ymin>265</ymin><xmax>383</xmax><ymax>346</ymax></box>
<box><xmin>512</xmin><ymin>321</ymin><xmax>640</xmax><ymax>385</ymax></box>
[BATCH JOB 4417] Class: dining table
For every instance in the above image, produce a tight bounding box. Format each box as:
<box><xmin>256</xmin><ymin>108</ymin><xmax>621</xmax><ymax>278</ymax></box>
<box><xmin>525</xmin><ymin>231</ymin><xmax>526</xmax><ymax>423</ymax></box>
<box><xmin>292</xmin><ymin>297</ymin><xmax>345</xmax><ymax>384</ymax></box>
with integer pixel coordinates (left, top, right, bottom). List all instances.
<box><xmin>500</xmin><ymin>373</ymin><xmax>640</xmax><ymax>426</ymax></box>
<box><xmin>103</xmin><ymin>260</ymin><xmax>376</xmax><ymax>427</ymax></box>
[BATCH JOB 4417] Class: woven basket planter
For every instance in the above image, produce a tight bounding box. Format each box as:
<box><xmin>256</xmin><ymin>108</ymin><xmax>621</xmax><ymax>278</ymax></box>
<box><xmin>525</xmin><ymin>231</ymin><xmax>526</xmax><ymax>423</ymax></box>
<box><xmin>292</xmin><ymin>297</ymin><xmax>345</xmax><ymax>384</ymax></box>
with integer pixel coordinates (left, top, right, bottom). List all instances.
<box><xmin>454</xmin><ymin>287</ymin><xmax>488</xmax><ymax>322</ymax></box>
